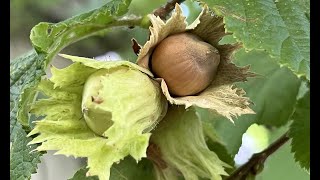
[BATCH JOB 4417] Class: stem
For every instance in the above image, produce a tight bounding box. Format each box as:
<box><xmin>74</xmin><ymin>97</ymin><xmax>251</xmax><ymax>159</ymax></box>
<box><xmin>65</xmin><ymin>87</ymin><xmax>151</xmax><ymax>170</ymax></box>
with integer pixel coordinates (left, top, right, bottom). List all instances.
<box><xmin>46</xmin><ymin>16</ymin><xmax>144</xmax><ymax>61</ymax></box>
<box><xmin>112</xmin><ymin>17</ymin><xmax>144</xmax><ymax>27</ymax></box>
<box><xmin>153</xmin><ymin>0</ymin><xmax>186</xmax><ymax>20</ymax></box>
<box><xmin>226</xmin><ymin>132</ymin><xmax>290</xmax><ymax>180</ymax></box>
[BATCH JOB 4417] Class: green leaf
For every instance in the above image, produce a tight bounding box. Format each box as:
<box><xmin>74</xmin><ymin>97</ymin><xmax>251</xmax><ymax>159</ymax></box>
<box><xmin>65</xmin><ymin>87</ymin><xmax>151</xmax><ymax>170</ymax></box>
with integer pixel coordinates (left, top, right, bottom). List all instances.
<box><xmin>296</xmin><ymin>0</ymin><xmax>310</xmax><ymax>20</ymax></box>
<box><xmin>10</xmin><ymin>51</ymin><xmax>43</xmax><ymax>179</ymax></box>
<box><xmin>13</xmin><ymin>0</ymin><xmax>133</xmax><ymax>127</ymax></box>
<box><xmin>69</xmin><ymin>158</ymin><xmax>154</xmax><ymax>180</ymax></box>
<box><xmin>235</xmin><ymin>50</ymin><xmax>301</xmax><ymax>127</ymax></box>
<box><xmin>10</xmin><ymin>126</ymin><xmax>42</xmax><ymax>180</ymax></box>
<box><xmin>69</xmin><ymin>167</ymin><xmax>99</xmax><ymax>180</ymax></box>
<box><xmin>30</xmin><ymin>0</ymin><xmax>132</xmax><ymax>56</ymax></box>
<box><xmin>10</xmin><ymin>50</ymin><xmax>46</xmax><ymax>128</ymax></box>
<box><xmin>198</xmin><ymin>49</ymin><xmax>301</xmax><ymax>156</ymax></box>
<box><xmin>201</xmin><ymin>0</ymin><xmax>310</xmax><ymax>80</ymax></box>
<box><xmin>297</xmin><ymin>80</ymin><xmax>309</xmax><ymax>100</ymax></box>
<box><xmin>110</xmin><ymin>158</ymin><xmax>154</xmax><ymax>180</ymax></box>
<box><xmin>289</xmin><ymin>90</ymin><xmax>310</xmax><ymax>171</ymax></box>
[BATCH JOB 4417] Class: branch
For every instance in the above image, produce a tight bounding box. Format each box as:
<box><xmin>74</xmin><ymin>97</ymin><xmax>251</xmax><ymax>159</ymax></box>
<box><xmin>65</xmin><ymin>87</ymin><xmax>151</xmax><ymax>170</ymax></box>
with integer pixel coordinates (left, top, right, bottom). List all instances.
<box><xmin>226</xmin><ymin>132</ymin><xmax>290</xmax><ymax>180</ymax></box>
<box><xmin>153</xmin><ymin>0</ymin><xmax>186</xmax><ymax>20</ymax></box>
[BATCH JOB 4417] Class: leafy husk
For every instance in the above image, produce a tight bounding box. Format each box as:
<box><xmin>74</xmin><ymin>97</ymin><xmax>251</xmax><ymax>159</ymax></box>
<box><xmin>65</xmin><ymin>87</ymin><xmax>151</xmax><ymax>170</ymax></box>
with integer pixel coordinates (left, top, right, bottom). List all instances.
<box><xmin>149</xmin><ymin>106</ymin><xmax>230</xmax><ymax>180</ymax></box>
<box><xmin>28</xmin><ymin>54</ymin><xmax>168</xmax><ymax>180</ymax></box>
<box><xmin>136</xmin><ymin>4</ymin><xmax>254</xmax><ymax>121</ymax></box>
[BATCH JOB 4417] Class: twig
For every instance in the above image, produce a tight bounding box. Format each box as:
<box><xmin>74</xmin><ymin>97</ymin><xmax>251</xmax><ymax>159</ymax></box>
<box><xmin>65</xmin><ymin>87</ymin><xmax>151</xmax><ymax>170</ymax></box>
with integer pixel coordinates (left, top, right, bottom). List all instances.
<box><xmin>226</xmin><ymin>132</ymin><xmax>290</xmax><ymax>180</ymax></box>
<box><xmin>153</xmin><ymin>0</ymin><xmax>186</xmax><ymax>20</ymax></box>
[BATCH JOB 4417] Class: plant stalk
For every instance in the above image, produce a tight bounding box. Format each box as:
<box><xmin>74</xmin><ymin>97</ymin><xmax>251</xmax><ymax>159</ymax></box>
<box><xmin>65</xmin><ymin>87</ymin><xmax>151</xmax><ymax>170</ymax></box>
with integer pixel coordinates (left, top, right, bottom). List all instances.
<box><xmin>226</xmin><ymin>131</ymin><xmax>290</xmax><ymax>180</ymax></box>
<box><xmin>153</xmin><ymin>0</ymin><xmax>186</xmax><ymax>20</ymax></box>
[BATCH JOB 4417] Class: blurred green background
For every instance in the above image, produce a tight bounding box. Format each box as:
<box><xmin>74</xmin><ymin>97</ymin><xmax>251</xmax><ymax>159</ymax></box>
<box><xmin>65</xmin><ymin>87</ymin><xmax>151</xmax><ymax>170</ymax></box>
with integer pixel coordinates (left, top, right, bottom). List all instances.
<box><xmin>10</xmin><ymin>0</ymin><xmax>309</xmax><ymax>179</ymax></box>
<box><xmin>236</xmin><ymin>123</ymin><xmax>309</xmax><ymax>180</ymax></box>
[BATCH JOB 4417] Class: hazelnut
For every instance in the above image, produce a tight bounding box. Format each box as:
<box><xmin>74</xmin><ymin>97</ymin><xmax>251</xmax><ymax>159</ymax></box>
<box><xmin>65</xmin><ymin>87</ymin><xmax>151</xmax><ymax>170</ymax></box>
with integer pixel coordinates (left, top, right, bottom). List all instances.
<box><xmin>151</xmin><ymin>33</ymin><xmax>220</xmax><ymax>96</ymax></box>
<box><xmin>81</xmin><ymin>67</ymin><xmax>168</xmax><ymax>136</ymax></box>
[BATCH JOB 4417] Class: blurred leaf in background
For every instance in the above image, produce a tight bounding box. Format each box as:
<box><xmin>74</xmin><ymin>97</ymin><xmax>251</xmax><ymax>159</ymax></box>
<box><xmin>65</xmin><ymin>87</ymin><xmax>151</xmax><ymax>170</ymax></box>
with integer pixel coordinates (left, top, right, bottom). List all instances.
<box><xmin>234</xmin><ymin>123</ymin><xmax>309</xmax><ymax>180</ymax></box>
<box><xmin>257</xmin><ymin>125</ymin><xmax>309</xmax><ymax>180</ymax></box>
<box><xmin>234</xmin><ymin>124</ymin><xmax>269</xmax><ymax>166</ymax></box>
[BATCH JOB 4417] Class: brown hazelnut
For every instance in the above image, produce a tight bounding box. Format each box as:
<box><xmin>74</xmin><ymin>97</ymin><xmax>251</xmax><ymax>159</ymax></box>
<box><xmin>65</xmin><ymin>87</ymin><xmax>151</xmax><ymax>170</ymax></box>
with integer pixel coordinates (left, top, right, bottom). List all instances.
<box><xmin>151</xmin><ymin>32</ymin><xmax>220</xmax><ymax>96</ymax></box>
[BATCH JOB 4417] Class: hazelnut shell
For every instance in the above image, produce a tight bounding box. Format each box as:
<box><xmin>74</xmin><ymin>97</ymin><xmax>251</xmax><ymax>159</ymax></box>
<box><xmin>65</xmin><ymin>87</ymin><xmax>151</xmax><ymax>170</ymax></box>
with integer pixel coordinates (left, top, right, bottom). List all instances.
<box><xmin>151</xmin><ymin>33</ymin><xmax>220</xmax><ymax>96</ymax></box>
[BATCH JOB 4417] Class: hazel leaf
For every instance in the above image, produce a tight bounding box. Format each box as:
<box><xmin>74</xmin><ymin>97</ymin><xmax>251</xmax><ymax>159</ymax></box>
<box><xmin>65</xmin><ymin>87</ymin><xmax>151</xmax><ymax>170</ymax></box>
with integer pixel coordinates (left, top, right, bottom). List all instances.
<box><xmin>69</xmin><ymin>158</ymin><xmax>154</xmax><ymax>180</ymax></box>
<box><xmin>289</xmin><ymin>90</ymin><xmax>310</xmax><ymax>171</ymax></box>
<box><xmin>69</xmin><ymin>167</ymin><xmax>98</xmax><ymax>180</ymax></box>
<box><xmin>10</xmin><ymin>125</ymin><xmax>42</xmax><ymax>180</ymax></box>
<box><xmin>201</xmin><ymin>0</ymin><xmax>310</xmax><ymax>80</ymax></box>
<box><xmin>10</xmin><ymin>51</ymin><xmax>43</xmax><ymax>179</ymax></box>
